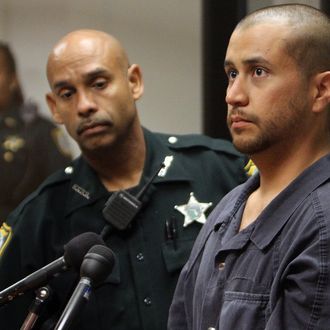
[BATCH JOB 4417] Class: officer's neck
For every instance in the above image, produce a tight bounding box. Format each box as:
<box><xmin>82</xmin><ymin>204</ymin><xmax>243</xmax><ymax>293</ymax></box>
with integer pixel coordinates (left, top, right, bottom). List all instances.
<box><xmin>83</xmin><ymin>127</ymin><xmax>146</xmax><ymax>192</ymax></box>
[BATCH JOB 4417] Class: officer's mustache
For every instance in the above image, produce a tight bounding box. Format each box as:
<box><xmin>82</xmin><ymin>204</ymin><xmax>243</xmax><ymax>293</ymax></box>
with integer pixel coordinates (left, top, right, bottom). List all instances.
<box><xmin>76</xmin><ymin>118</ymin><xmax>114</xmax><ymax>135</ymax></box>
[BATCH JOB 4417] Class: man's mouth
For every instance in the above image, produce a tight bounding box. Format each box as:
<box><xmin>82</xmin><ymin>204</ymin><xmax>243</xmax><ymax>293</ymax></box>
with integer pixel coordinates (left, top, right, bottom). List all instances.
<box><xmin>230</xmin><ymin>115</ymin><xmax>253</xmax><ymax>129</ymax></box>
<box><xmin>77</xmin><ymin>120</ymin><xmax>113</xmax><ymax>136</ymax></box>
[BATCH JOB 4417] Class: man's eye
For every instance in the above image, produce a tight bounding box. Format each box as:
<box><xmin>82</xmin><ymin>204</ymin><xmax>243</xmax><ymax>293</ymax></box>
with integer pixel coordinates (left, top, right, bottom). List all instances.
<box><xmin>228</xmin><ymin>70</ymin><xmax>237</xmax><ymax>80</ymax></box>
<box><xmin>254</xmin><ymin>67</ymin><xmax>266</xmax><ymax>77</ymax></box>
<box><xmin>93</xmin><ymin>80</ymin><xmax>107</xmax><ymax>89</ymax></box>
<box><xmin>59</xmin><ymin>90</ymin><xmax>73</xmax><ymax>100</ymax></box>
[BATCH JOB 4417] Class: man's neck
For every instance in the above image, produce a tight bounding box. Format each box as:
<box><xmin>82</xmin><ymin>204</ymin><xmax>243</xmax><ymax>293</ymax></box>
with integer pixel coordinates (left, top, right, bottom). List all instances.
<box><xmin>240</xmin><ymin>139</ymin><xmax>330</xmax><ymax>231</ymax></box>
<box><xmin>84</xmin><ymin>127</ymin><xmax>146</xmax><ymax>192</ymax></box>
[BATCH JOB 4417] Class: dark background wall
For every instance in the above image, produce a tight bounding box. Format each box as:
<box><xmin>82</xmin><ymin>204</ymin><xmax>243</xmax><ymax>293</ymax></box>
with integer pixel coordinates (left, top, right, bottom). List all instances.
<box><xmin>202</xmin><ymin>1</ymin><xmax>246</xmax><ymax>140</ymax></box>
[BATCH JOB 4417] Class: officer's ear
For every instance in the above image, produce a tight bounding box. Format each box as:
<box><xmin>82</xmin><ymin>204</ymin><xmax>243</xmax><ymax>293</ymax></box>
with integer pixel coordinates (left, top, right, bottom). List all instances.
<box><xmin>128</xmin><ymin>64</ymin><xmax>144</xmax><ymax>101</ymax></box>
<box><xmin>46</xmin><ymin>92</ymin><xmax>64</xmax><ymax>125</ymax></box>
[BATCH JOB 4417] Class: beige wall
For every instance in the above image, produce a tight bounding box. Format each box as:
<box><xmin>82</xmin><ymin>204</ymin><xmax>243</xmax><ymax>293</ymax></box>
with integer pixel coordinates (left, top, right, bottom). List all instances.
<box><xmin>248</xmin><ymin>0</ymin><xmax>320</xmax><ymax>12</ymax></box>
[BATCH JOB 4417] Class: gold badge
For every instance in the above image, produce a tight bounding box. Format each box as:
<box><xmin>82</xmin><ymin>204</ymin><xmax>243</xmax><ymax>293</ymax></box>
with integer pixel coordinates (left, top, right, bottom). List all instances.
<box><xmin>0</xmin><ymin>222</ymin><xmax>12</xmax><ymax>257</ymax></box>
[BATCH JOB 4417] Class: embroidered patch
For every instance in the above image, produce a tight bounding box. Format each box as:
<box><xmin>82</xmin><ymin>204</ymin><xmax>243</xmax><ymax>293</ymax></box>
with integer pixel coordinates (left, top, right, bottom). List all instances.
<box><xmin>0</xmin><ymin>223</ymin><xmax>12</xmax><ymax>257</ymax></box>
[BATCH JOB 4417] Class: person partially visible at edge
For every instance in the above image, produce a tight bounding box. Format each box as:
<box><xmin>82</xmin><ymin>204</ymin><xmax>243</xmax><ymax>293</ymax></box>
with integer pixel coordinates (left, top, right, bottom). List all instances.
<box><xmin>0</xmin><ymin>42</ymin><xmax>72</xmax><ymax>222</ymax></box>
<box><xmin>0</xmin><ymin>30</ymin><xmax>248</xmax><ymax>329</ymax></box>
<box><xmin>168</xmin><ymin>4</ymin><xmax>330</xmax><ymax>330</ymax></box>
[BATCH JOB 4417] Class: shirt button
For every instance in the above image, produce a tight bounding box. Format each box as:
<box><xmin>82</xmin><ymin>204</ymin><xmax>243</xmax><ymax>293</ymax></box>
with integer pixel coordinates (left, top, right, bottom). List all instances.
<box><xmin>218</xmin><ymin>262</ymin><xmax>225</xmax><ymax>270</ymax></box>
<box><xmin>143</xmin><ymin>297</ymin><xmax>152</xmax><ymax>306</ymax></box>
<box><xmin>64</xmin><ymin>166</ymin><xmax>74</xmax><ymax>174</ymax></box>
<box><xmin>136</xmin><ymin>253</ymin><xmax>144</xmax><ymax>261</ymax></box>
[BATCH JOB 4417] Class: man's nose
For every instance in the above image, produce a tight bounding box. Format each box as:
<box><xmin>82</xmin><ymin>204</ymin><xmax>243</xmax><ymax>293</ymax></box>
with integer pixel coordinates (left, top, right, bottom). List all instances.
<box><xmin>77</xmin><ymin>90</ymin><xmax>97</xmax><ymax>117</ymax></box>
<box><xmin>225</xmin><ymin>78</ymin><xmax>249</xmax><ymax>107</ymax></box>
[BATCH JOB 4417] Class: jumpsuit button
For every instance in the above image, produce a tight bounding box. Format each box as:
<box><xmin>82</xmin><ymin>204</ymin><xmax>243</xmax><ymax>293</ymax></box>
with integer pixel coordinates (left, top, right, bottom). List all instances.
<box><xmin>218</xmin><ymin>262</ymin><xmax>225</xmax><ymax>270</ymax></box>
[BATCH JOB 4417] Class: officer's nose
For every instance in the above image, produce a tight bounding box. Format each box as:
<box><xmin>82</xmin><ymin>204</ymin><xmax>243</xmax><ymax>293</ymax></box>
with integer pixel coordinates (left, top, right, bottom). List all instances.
<box><xmin>77</xmin><ymin>91</ymin><xmax>97</xmax><ymax>117</ymax></box>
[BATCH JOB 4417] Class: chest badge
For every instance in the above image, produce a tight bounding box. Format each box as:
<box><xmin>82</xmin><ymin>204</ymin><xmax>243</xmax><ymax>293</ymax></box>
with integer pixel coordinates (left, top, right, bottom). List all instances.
<box><xmin>174</xmin><ymin>192</ymin><xmax>212</xmax><ymax>227</ymax></box>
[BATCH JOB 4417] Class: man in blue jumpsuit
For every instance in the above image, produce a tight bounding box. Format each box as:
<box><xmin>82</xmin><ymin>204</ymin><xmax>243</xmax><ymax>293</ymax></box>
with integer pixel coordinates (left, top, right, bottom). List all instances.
<box><xmin>0</xmin><ymin>30</ymin><xmax>247</xmax><ymax>329</ymax></box>
<box><xmin>168</xmin><ymin>4</ymin><xmax>330</xmax><ymax>329</ymax></box>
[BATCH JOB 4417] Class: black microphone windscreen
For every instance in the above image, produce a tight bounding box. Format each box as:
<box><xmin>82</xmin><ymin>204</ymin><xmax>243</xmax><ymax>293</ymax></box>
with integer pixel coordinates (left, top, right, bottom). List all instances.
<box><xmin>80</xmin><ymin>245</ymin><xmax>115</xmax><ymax>286</ymax></box>
<box><xmin>63</xmin><ymin>232</ymin><xmax>105</xmax><ymax>271</ymax></box>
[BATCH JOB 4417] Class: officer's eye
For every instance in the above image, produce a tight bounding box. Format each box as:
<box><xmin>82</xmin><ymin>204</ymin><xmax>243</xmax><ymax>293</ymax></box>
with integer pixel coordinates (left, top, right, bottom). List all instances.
<box><xmin>58</xmin><ymin>89</ymin><xmax>74</xmax><ymax>100</ymax></box>
<box><xmin>92</xmin><ymin>79</ymin><xmax>108</xmax><ymax>90</ymax></box>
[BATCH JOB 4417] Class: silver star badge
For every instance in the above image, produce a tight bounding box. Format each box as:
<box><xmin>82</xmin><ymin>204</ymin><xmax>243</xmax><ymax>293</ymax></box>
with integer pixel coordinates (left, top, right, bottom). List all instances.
<box><xmin>174</xmin><ymin>192</ymin><xmax>213</xmax><ymax>227</ymax></box>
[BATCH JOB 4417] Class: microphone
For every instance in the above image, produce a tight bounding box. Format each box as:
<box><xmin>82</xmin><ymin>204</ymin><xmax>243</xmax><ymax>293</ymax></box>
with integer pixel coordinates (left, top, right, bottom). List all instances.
<box><xmin>0</xmin><ymin>232</ymin><xmax>104</xmax><ymax>306</ymax></box>
<box><xmin>102</xmin><ymin>162</ymin><xmax>165</xmax><ymax>232</ymax></box>
<box><xmin>54</xmin><ymin>244</ymin><xmax>115</xmax><ymax>330</ymax></box>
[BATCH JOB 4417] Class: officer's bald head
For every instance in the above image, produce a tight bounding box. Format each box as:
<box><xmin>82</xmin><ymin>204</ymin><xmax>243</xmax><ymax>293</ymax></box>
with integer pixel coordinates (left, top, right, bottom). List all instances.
<box><xmin>46</xmin><ymin>29</ymin><xmax>130</xmax><ymax>85</ymax></box>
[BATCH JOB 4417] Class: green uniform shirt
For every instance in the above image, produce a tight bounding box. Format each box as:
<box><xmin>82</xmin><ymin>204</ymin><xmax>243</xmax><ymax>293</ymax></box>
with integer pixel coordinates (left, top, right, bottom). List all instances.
<box><xmin>0</xmin><ymin>128</ymin><xmax>247</xmax><ymax>330</ymax></box>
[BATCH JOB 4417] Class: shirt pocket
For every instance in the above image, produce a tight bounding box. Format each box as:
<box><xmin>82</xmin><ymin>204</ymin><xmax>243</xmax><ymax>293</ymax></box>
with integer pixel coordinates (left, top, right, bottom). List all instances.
<box><xmin>219</xmin><ymin>290</ymin><xmax>269</xmax><ymax>330</ymax></box>
<box><xmin>162</xmin><ymin>238</ymin><xmax>195</xmax><ymax>273</ymax></box>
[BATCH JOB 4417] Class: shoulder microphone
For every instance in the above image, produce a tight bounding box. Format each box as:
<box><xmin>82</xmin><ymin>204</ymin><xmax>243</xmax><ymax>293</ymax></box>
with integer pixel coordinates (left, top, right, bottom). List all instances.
<box><xmin>102</xmin><ymin>162</ymin><xmax>165</xmax><ymax>233</ymax></box>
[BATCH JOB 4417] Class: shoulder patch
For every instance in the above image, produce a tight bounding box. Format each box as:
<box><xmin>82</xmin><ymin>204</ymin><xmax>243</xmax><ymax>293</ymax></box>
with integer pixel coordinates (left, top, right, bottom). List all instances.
<box><xmin>0</xmin><ymin>222</ymin><xmax>12</xmax><ymax>257</ymax></box>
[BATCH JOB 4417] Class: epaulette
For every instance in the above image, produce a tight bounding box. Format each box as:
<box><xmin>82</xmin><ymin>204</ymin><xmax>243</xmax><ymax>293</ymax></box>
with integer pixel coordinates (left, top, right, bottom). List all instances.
<box><xmin>157</xmin><ymin>133</ymin><xmax>243</xmax><ymax>157</ymax></box>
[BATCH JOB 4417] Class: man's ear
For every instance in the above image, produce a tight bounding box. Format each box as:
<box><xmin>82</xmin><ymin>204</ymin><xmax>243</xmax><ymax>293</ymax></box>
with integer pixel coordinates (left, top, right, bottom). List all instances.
<box><xmin>312</xmin><ymin>71</ymin><xmax>330</xmax><ymax>113</ymax></box>
<box><xmin>127</xmin><ymin>64</ymin><xmax>144</xmax><ymax>101</ymax></box>
<box><xmin>46</xmin><ymin>92</ymin><xmax>64</xmax><ymax>124</ymax></box>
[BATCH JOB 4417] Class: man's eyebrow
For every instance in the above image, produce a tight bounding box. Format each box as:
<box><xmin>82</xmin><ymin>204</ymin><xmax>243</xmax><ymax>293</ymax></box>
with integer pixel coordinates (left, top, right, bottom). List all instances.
<box><xmin>52</xmin><ymin>68</ymin><xmax>110</xmax><ymax>90</ymax></box>
<box><xmin>224</xmin><ymin>56</ymin><xmax>272</xmax><ymax>68</ymax></box>
<box><xmin>84</xmin><ymin>68</ymin><xmax>110</xmax><ymax>81</ymax></box>
<box><xmin>53</xmin><ymin>80</ymin><xmax>71</xmax><ymax>91</ymax></box>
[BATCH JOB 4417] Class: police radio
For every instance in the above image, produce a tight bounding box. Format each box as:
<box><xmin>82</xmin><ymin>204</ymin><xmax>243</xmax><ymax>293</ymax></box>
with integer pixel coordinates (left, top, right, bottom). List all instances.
<box><xmin>102</xmin><ymin>162</ymin><xmax>165</xmax><ymax>233</ymax></box>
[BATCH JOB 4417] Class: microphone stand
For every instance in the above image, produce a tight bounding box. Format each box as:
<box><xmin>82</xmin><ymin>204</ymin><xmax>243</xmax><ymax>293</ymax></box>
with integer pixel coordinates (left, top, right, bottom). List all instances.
<box><xmin>20</xmin><ymin>286</ymin><xmax>51</xmax><ymax>330</ymax></box>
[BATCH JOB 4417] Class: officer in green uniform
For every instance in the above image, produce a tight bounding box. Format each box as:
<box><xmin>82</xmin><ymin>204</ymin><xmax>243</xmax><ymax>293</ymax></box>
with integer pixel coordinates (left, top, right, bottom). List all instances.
<box><xmin>0</xmin><ymin>31</ymin><xmax>248</xmax><ymax>330</ymax></box>
<box><xmin>0</xmin><ymin>42</ymin><xmax>72</xmax><ymax>222</ymax></box>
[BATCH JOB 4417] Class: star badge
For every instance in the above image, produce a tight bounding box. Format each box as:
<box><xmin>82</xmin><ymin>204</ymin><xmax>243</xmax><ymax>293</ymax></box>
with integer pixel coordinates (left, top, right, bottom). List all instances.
<box><xmin>174</xmin><ymin>192</ymin><xmax>213</xmax><ymax>227</ymax></box>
